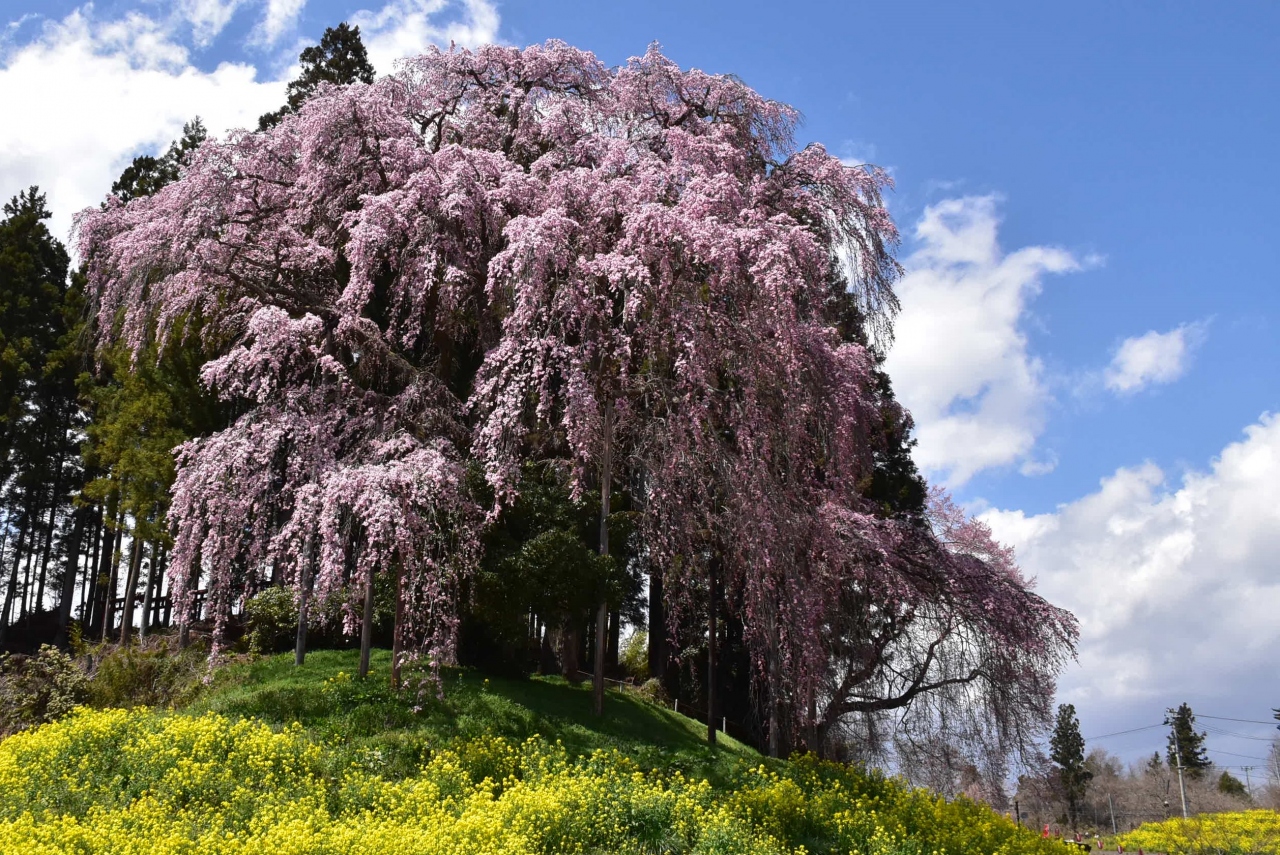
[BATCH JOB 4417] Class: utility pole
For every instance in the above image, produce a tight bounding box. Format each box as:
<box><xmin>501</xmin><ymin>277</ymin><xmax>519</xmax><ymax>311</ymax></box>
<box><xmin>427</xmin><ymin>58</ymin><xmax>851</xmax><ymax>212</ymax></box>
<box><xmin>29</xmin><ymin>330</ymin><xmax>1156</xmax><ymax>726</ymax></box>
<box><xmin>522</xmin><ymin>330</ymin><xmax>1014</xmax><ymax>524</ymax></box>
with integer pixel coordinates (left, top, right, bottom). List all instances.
<box><xmin>1167</xmin><ymin>708</ymin><xmax>1189</xmax><ymax>820</ymax></box>
<box><xmin>1243</xmin><ymin>766</ymin><xmax>1253</xmax><ymax>798</ymax></box>
<box><xmin>1107</xmin><ymin>792</ymin><xmax>1117</xmax><ymax>835</ymax></box>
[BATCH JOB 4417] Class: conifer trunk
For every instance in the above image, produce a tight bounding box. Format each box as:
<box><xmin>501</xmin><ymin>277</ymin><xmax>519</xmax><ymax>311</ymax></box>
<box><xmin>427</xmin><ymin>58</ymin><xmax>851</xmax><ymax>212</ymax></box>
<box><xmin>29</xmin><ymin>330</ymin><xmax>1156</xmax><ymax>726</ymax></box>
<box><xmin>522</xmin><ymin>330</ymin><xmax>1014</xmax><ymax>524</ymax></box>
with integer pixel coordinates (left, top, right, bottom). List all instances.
<box><xmin>101</xmin><ymin>512</ymin><xmax>124</xmax><ymax>642</ymax></box>
<box><xmin>593</xmin><ymin>401</ymin><xmax>613</xmax><ymax>717</ymax></box>
<box><xmin>79</xmin><ymin>506</ymin><xmax>103</xmax><ymax>623</ymax></box>
<box><xmin>35</xmin><ymin>459</ymin><xmax>65</xmax><ymax>613</ymax></box>
<box><xmin>648</xmin><ymin>565</ymin><xmax>666</xmax><ymax>682</ymax></box>
<box><xmin>54</xmin><ymin>506</ymin><xmax>87</xmax><ymax>646</ymax></box>
<box><xmin>140</xmin><ymin>539</ymin><xmax>160</xmax><ymax>638</ymax></box>
<box><xmin>0</xmin><ymin>514</ymin><xmax>29</xmax><ymax>642</ymax></box>
<box><xmin>119</xmin><ymin>535</ymin><xmax>145</xmax><ymax>644</ymax></box>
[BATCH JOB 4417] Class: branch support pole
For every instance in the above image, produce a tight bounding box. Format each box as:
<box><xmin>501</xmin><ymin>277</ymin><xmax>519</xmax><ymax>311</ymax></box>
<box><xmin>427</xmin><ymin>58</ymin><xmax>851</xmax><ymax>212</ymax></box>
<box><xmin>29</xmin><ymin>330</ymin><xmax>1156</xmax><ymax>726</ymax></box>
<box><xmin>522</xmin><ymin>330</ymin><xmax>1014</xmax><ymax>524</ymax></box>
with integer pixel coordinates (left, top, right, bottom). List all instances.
<box><xmin>593</xmin><ymin>400</ymin><xmax>613</xmax><ymax>718</ymax></box>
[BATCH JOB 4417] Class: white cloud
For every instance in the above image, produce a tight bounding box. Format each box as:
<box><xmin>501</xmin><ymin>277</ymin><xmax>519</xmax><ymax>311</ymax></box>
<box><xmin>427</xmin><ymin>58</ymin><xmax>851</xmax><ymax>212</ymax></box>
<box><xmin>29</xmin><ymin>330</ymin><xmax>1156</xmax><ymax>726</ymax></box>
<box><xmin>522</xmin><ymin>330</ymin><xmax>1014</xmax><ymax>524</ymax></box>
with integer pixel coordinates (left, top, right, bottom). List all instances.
<box><xmin>1104</xmin><ymin>322</ymin><xmax>1205</xmax><ymax>394</ymax></box>
<box><xmin>176</xmin><ymin>0</ymin><xmax>249</xmax><ymax>46</ymax></box>
<box><xmin>983</xmin><ymin>414</ymin><xmax>1280</xmax><ymax>731</ymax></box>
<box><xmin>254</xmin><ymin>0</ymin><xmax>308</xmax><ymax>47</ymax></box>
<box><xmin>0</xmin><ymin>8</ymin><xmax>282</xmax><ymax>244</ymax></box>
<box><xmin>0</xmin><ymin>0</ymin><xmax>505</xmax><ymax>245</ymax></box>
<box><xmin>884</xmin><ymin>196</ymin><xmax>1084</xmax><ymax>485</ymax></box>
<box><xmin>352</xmin><ymin>0</ymin><xmax>500</xmax><ymax>73</ymax></box>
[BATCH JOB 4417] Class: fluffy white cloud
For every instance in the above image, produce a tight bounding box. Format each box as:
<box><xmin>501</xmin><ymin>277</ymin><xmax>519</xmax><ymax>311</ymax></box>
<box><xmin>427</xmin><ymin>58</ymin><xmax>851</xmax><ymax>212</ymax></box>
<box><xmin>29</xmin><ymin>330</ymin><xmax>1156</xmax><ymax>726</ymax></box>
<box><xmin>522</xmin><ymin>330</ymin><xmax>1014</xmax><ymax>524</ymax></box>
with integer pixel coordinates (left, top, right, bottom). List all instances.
<box><xmin>0</xmin><ymin>9</ymin><xmax>282</xmax><ymax>244</ymax></box>
<box><xmin>884</xmin><ymin>196</ymin><xmax>1084</xmax><ymax>485</ymax></box>
<box><xmin>352</xmin><ymin>0</ymin><xmax>500</xmax><ymax>73</ymax></box>
<box><xmin>983</xmin><ymin>414</ymin><xmax>1280</xmax><ymax>732</ymax></box>
<box><xmin>0</xmin><ymin>1</ymin><xmax>504</xmax><ymax>245</ymax></box>
<box><xmin>176</xmin><ymin>0</ymin><xmax>249</xmax><ymax>46</ymax></box>
<box><xmin>1104</xmin><ymin>323</ymin><xmax>1204</xmax><ymax>394</ymax></box>
<box><xmin>254</xmin><ymin>0</ymin><xmax>308</xmax><ymax>47</ymax></box>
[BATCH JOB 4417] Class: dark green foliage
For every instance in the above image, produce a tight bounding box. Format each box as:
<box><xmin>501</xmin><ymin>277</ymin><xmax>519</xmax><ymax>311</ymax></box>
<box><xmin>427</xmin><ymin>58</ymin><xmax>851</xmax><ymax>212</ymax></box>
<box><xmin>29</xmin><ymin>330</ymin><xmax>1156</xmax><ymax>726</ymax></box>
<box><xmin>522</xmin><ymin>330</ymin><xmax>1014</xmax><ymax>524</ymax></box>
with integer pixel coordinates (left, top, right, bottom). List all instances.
<box><xmin>243</xmin><ymin>587</ymin><xmax>299</xmax><ymax>654</ymax></box>
<box><xmin>110</xmin><ymin>118</ymin><xmax>207</xmax><ymax>203</ymax></box>
<box><xmin>81</xmin><ymin>339</ymin><xmax>218</xmax><ymax>544</ymax></box>
<box><xmin>0</xmin><ymin>645</ymin><xmax>88</xmax><ymax>735</ymax></box>
<box><xmin>0</xmin><ymin>187</ymin><xmax>71</xmax><ymax>482</ymax></box>
<box><xmin>0</xmin><ymin>188</ymin><xmax>82</xmax><ymax>646</ymax></box>
<box><xmin>1050</xmin><ymin>703</ymin><xmax>1092</xmax><ymax>829</ymax></box>
<box><xmin>460</xmin><ymin>461</ymin><xmax>642</xmax><ymax>675</ymax></box>
<box><xmin>1165</xmin><ymin>703</ymin><xmax>1211</xmax><ymax>778</ymax></box>
<box><xmin>258</xmin><ymin>23</ymin><xmax>376</xmax><ymax>129</ymax></box>
<box><xmin>244</xmin><ymin>577</ymin><xmax>397</xmax><ymax>655</ymax></box>
<box><xmin>1217</xmin><ymin>770</ymin><xmax>1248</xmax><ymax>799</ymax></box>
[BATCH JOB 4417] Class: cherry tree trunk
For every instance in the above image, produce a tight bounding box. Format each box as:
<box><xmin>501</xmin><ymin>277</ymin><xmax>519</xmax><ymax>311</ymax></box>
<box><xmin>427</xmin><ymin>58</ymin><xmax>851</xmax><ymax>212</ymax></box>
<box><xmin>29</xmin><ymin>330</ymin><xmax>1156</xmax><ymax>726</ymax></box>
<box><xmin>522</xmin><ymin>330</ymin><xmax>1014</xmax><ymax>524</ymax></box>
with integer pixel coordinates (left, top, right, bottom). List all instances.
<box><xmin>767</xmin><ymin>625</ymin><xmax>782</xmax><ymax>759</ymax></box>
<box><xmin>593</xmin><ymin>401</ymin><xmax>614</xmax><ymax>717</ymax></box>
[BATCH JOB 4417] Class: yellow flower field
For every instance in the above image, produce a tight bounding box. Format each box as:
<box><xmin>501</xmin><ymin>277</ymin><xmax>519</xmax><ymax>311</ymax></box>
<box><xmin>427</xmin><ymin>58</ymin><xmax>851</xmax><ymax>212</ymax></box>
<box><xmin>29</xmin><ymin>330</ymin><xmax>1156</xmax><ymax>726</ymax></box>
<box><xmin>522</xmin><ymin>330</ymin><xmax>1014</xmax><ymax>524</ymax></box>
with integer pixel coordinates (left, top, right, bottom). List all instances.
<box><xmin>0</xmin><ymin>707</ymin><xmax>1073</xmax><ymax>855</ymax></box>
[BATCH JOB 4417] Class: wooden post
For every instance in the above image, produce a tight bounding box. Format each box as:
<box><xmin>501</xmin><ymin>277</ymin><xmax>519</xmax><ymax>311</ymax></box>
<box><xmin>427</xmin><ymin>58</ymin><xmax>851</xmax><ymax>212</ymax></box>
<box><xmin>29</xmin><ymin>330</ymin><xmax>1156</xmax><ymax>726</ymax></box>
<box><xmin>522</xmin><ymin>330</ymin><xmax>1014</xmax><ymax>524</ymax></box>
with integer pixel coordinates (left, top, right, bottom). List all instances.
<box><xmin>294</xmin><ymin>540</ymin><xmax>311</xmax><ymax>666</ymax></box>
<box><xmin>593</xmin><ymin>400</ymin><xmax>613</xmax><ymax>718</ymax></box>
<box><xmin>390</xmin><ymin>560</ymin><xmax>405</xmax><ymax>690</ymax></box>
<box><xmin>358</xmin><ymin>566</ymin><xmax>375</xmax><ymax>680</ymax></box>
<box><xmin>707</xmin><ymin>555</ymin><xmax>718</xmax><ymax>746</ymax></box>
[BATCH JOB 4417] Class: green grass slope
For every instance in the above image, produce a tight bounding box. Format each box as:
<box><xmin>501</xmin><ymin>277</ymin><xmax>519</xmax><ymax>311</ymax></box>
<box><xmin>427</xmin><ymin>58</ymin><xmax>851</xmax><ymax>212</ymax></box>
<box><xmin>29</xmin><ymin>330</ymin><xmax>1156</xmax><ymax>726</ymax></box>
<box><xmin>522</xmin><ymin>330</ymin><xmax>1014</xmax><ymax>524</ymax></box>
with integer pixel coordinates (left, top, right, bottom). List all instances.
<box><xmin>0</xmin><ymin>647</ymin><xmax>1075</xmax><ymax>855</ymax></box>
<box><xmin>189</xmin><ymin>648</ymin><xmax>758</xmax><ymax>784</ymax></box>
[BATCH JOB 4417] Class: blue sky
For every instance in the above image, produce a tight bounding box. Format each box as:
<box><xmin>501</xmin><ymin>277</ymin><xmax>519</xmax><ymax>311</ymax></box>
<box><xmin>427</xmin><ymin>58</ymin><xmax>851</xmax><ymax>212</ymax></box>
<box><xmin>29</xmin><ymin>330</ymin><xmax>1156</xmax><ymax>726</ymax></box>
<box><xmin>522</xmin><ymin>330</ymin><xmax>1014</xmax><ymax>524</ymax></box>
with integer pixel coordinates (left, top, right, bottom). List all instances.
<box><xmin>3</xmin><ymin>0</ymin><xmax>1277</xmax><ymax>776</ymax></box>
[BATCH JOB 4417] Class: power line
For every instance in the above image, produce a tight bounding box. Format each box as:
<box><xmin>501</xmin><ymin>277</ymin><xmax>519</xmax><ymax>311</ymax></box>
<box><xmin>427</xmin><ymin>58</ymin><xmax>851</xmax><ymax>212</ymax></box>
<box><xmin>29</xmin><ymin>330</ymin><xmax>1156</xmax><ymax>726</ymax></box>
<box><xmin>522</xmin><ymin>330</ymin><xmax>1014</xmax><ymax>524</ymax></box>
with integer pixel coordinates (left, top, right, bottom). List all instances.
<box><xmin>1198</xmin><ymin>714</ymin><xmax>1277</xmax><ymax>726</ymax></box>
<box><xmin>1085</xmin><ymin>724</ymin><xmax>1164</xmax><ymax>740</ymax></box>
<box><xmin>1202</xmin><ymin>724</ymin><xmax>1274</xmax><ymax>741</ymax></box>
<box><xmin>1207</xmin><ymin>748</ymin><xmax>1270</xmax><ymax>762</ymax></box>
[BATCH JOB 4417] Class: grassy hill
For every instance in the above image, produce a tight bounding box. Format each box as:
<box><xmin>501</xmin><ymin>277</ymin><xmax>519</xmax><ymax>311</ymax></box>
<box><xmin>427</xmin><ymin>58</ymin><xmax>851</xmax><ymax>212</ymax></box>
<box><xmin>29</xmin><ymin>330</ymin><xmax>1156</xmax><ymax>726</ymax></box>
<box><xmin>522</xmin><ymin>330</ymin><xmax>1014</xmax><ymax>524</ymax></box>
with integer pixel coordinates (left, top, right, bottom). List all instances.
<box><xmin>0</xmin><ymin>646</ymin><xmax>1075</xmax><ymax>855</ymax></box>
<box><xmin>189</xmin><ymin>648</ymin><xmax>759</xmax><ymax>785</ymax></box>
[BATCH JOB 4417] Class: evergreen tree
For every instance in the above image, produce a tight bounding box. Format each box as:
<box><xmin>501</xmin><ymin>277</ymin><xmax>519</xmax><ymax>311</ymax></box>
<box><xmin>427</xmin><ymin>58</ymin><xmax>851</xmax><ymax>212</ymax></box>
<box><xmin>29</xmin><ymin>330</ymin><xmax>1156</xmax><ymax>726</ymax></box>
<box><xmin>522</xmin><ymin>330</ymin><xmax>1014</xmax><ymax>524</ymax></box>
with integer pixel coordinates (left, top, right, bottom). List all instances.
<box><xmin>1217</xmin><ymin>770</ymin><xmax>1248</xmax><ymax>799</ymax></box>
<box><xmin>1049</xmin><ymin>703</ymin><xmax>1092</xmax><ymax>829</ymax></box>
<box><xmin>80</xmin><ymin>119</ymin><xmax>219</xmax><ymax>642</ymax></box>
<box><xmin>1165</xmin><ymin>703</ymin><xmax>1211</xmax><ymax>778</ymax></box>
<box><xmin>0</xmin><ymin>188</ymin><xmax>81</xmax><ymax>644</ymax></box>
<box><xmin>258</xmin><ymin>23</ymin><xmax>375</xmax><ymax>129</ymax></box>
<box><xmin>110</xmin><ymin>119</ymin><xmax>207</xmax><ymax>203</ymax></box>
<box><xmin>0</xmin><ymin>188</ymin><xmax>69</xmax><ymax>480</ymax></box>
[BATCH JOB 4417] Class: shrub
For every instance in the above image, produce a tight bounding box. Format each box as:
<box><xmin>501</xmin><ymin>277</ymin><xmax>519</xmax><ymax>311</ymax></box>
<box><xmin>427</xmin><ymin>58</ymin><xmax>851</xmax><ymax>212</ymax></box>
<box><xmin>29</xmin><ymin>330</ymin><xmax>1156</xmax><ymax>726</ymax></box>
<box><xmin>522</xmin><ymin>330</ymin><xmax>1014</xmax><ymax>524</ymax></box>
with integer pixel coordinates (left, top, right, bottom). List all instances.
<box><xmin>85</xmin><ymin>637</ymin><xmax>208</xmax><ymax>709</ymax></box>
<box><xmin>0</xmin><ymin>645</ymin><xmax>88</xmax><ymax>736</ymax></box>
<box><xmin>620</xmin><ymin>629</ymin><xmax>649</xmax><ymax>681</ymax></box>
<box><xmin>637</xmin><ymin>677</ymin><xmax>670</xmax><ymax>706</ymax></box>
<box><xmin>243</xmin><ymin>585</ymin><xmax>298</xmax><ymax>654</ymax></box>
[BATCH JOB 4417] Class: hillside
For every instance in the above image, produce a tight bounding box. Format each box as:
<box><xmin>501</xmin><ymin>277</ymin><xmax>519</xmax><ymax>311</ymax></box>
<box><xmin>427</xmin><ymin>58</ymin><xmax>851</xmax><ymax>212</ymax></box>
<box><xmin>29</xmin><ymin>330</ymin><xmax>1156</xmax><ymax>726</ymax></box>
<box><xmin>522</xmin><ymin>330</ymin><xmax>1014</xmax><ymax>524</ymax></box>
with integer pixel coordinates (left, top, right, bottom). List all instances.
<box><xmin>0</xmin><ymin>647</ymin><xmax>1074</xmax><ymax>855</ymax></box>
